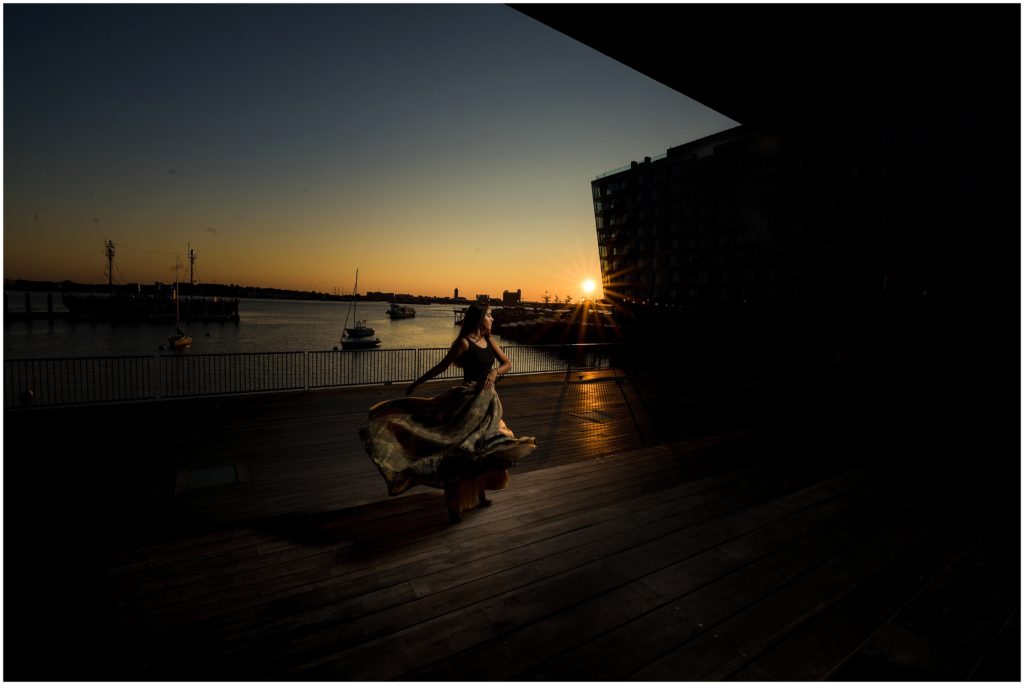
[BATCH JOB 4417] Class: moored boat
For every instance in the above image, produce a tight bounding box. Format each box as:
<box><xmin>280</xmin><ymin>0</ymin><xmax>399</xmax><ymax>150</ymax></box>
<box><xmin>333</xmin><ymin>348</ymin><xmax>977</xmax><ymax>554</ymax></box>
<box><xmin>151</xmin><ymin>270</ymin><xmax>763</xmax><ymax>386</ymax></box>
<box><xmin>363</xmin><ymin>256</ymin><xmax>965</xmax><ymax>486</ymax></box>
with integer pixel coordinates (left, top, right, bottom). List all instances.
<box><xmin>168</xmin><ymin>326</ymin><xmax>193</xmax><ymax>349</ymax></box>
<box><xmin>340</xmin><ymin>336</ymin><xmax>381</xmax><ymax>350</ymax></box>
<box><xmin>340</xmin><ymin>268</ymin><xmax>381</xmax><ymax>350</ymax></box>
<box><xmin>345</xmin><ymin>321</ymin><xmax>376</xmax><ymax>338</ymax></box>
<box><xmin>386</xmin><ymin>303</ymin><xmax>416</xmax><ymax>319</ymax></box>
<box><xmin>167</xmin><ymin>256</ymin><xmax>192</xmax><ymax>350</ymax></box>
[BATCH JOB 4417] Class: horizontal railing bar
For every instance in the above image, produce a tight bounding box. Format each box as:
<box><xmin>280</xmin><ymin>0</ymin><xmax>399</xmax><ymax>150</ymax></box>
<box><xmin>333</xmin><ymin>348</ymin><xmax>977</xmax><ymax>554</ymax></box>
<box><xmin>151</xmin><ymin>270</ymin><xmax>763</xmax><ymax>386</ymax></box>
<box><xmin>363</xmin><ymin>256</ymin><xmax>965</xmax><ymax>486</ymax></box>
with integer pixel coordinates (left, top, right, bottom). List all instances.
<box><xmin>4</xmin><ymin>343</ymin><xmax>627</xmax><ymax>409</ymax></box>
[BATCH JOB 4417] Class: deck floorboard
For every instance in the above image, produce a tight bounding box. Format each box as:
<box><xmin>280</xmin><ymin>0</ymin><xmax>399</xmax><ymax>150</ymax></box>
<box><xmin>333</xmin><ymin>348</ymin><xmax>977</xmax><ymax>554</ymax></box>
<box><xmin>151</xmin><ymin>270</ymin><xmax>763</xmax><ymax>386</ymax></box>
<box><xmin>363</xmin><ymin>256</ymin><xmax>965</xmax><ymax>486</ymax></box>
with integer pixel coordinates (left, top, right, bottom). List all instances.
<box><xmin>3</xmin><ymin>370</ymin><xmax>1016</xmax><ymax>681</ymax></box>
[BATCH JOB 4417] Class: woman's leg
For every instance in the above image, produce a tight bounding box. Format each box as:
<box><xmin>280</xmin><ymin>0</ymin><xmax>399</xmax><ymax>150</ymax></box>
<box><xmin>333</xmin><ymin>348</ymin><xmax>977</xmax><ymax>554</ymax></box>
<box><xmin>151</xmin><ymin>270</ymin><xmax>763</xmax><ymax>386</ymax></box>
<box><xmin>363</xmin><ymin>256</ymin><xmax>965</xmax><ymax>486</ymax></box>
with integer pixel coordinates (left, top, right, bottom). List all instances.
<box><xmin>444</xmin><ymin>483</ymin><xmax>463</xmax><ymax>523</ymax></box>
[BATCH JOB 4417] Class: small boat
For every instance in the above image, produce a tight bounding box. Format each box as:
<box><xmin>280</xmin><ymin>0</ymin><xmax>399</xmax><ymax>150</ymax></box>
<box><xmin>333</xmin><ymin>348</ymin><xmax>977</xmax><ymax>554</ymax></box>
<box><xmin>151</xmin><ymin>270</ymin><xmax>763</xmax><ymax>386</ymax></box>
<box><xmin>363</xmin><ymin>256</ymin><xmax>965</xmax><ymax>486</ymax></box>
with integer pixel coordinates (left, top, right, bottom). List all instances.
<box><xmin>345</xmin><ymin>320</ymin><xmax>376</xmax><ymax>338</ymax></box>
<box><xmin>169</xmin><ymin>326</ymin><xmax>193</xmax><ymax>349</ymax></box>
<box><xmin>340</xmin><ymin>336</ymin><xmax>382</xmax><ymax>350</ymax></box>
<box><xmin>168</xmin><ymin>257</ymin><xmax>192</xmax><ymax>349</ymax></box>
<box><xmin>386</xmin><ymin>303</ymin><xmax>416</xmax><ymax>319</ymax></box>
<box><xmin>340</xmin><ymin>268</ymin><xmax>381</xmax><ymax>350</ymax></box>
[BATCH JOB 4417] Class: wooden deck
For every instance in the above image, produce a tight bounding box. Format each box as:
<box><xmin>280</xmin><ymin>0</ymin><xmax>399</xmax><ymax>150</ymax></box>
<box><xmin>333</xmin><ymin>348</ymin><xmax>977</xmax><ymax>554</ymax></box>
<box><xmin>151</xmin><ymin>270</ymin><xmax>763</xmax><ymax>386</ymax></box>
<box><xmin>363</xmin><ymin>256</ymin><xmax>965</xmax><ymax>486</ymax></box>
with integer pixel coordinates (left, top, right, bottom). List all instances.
<box><xmin>3</xmin><ymin>370</ymin><xmax>1019</xmax><ymax>681</ymax></box>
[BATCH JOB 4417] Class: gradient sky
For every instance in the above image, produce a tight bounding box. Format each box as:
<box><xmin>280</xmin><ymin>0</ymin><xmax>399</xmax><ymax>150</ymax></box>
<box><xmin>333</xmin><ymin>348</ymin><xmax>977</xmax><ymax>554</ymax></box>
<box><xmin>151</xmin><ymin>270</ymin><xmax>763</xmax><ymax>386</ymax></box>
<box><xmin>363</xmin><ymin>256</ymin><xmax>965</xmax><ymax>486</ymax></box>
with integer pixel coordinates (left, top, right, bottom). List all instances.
<box><xmin>4</xmin><ymin>3</ymin><xmax>736</xmax><ymax>302</ymax></box>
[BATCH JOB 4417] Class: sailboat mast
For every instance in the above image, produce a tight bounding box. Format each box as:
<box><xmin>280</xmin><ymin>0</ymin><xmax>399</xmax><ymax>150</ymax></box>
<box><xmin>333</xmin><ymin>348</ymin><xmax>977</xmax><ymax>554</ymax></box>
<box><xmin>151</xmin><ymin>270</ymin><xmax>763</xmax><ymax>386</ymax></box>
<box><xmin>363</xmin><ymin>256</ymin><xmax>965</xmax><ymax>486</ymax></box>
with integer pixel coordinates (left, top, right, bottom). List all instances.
<box><xmin>105</xmin><ymin>240</ymin><xmax>115</xmax><ymax>288</ymax></box>
<box><xmin>174</xmin><ymin>256</ymin><xmax>180</xmax><ymax>325</ymax></box>
<box><xmin>341</xmin><ymin>268</ymin><xmax>358</xmax><ymax>335</ymax></box>
<box><xmin>353</xmin><ymin>268</ymin><xmax>359</xmax><ymax>318</ymax></box>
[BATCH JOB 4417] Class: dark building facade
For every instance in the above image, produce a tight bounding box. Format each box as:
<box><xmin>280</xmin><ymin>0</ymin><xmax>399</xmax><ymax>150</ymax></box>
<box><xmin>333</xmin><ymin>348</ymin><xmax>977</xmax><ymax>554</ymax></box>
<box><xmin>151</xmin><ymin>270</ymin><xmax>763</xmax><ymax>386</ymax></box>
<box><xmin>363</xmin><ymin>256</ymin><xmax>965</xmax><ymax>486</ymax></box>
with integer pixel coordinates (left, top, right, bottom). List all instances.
<box><xmin>587</xmin><ymin>120</ymin><xmax>1012</xmax><ymax>432</ymax></box>
<box><xmin>502</xmin><ymin>289</ymin><xmax>522</xmax><ymax>306</ymax></box>
<box><xmin>592</xmin><ymin>124</ymin><xmax>960</xmax><ymax>316</ymax></box>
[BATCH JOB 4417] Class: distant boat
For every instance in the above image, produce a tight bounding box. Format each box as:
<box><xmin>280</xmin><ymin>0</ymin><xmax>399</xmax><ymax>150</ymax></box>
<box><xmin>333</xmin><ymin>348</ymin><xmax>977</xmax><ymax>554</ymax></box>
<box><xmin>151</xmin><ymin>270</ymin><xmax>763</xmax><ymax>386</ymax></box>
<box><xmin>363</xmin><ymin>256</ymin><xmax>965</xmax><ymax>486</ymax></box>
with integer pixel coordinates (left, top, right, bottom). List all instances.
<box><xmin>340</xmin><ymin>336</ymin><xmax>382</xmax><ymax>350</ymax></box>
<box><xmin>345</xmin><ymin>320</ymin><xmax>376</xmax><ymax>338</ymax></box>
<box><xmin>386</xmin><ymin>303</ymin><xmax>416</xmax><ymax>319</ymax></box>
<box><xmin>340</xmin><ymin>268</ymin><xmax>381</xmax><ymax>350</ymax></box>
<box><xmin>168</xmin><ymin>325</ymin><xmax>192</xmax><ymax>349</ymax></box>
<box><xmin>168</xmin><ymin>257</ymin><xmax>192</xmax><ymax>350</ymax></box>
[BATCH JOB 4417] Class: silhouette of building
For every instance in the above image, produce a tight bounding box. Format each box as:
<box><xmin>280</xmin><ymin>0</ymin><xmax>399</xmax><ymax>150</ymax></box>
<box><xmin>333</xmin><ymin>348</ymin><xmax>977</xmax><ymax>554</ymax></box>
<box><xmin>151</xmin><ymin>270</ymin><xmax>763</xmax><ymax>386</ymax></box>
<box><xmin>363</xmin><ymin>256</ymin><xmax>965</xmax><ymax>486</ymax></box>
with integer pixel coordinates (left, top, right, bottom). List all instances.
<box><xmin>502</xmin><ymin>289</ymin><xmax>522</xmax><ymax>306</ymax></box>
<box><xmin>592</xmin><ymin>124</ymin><xmax>952</xmax><ymax>315</ymax></box>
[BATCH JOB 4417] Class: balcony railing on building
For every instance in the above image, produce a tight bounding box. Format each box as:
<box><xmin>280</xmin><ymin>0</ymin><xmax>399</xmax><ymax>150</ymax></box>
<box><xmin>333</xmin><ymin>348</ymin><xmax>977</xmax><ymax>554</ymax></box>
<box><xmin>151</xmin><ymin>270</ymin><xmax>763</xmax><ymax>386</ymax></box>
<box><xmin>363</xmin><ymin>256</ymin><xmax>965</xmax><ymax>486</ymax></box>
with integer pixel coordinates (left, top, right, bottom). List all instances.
<box><xmin>3</xmin><ymin>343</ymin><xmax>624</xmax><ymax>409</ymax></box>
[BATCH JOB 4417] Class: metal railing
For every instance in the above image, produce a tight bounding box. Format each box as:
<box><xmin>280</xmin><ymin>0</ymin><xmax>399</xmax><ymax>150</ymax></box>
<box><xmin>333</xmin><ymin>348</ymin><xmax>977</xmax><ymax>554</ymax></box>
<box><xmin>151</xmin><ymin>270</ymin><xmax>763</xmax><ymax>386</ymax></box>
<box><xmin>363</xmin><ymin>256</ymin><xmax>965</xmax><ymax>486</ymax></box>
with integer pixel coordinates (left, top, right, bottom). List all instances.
<box><xmin>4</xmin><ymin>343</ymin><xmax>624</xmax><ymax>409</ymax></box>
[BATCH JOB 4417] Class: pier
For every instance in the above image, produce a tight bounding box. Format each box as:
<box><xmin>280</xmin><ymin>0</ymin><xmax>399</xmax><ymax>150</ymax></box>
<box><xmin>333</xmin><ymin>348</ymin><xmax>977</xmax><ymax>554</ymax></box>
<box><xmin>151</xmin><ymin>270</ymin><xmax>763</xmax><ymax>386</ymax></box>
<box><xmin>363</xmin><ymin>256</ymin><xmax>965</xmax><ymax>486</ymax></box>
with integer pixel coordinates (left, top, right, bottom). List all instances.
<box><xmin>4</xmin><ymin>291</ymin><xmax>240</xmax><ymax>323</ymax></box>
<box><xmin>3</xmin><ymin>369</ymin><xmax>1018</xmax><ymax>680</ymax></box>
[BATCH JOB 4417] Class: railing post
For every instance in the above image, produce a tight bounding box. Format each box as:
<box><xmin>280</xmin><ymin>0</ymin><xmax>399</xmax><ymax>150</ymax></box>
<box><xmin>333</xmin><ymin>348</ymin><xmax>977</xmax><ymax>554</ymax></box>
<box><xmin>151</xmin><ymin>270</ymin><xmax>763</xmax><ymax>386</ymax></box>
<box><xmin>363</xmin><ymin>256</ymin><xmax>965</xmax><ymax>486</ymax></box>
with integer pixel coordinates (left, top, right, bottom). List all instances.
<box><xmin>303</xmin><ymin>350</ymin><xmax>309</xmax><ymax>392</ymax></box>
<box><xmin>153</xmin><ymin>354</ymin><xmax>162</xmax><ymax>401</ymax></box>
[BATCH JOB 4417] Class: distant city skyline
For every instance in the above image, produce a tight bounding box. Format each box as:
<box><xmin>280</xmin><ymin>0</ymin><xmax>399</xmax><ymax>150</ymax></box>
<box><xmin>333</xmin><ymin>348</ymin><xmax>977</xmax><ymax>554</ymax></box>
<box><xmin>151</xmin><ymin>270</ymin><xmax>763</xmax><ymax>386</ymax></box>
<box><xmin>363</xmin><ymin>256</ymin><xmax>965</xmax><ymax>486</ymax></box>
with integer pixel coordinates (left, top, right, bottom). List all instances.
<box><xmin>3</xmin><ymin>4</ymin><xmax>737</xmax><ymax>302</ymax></box>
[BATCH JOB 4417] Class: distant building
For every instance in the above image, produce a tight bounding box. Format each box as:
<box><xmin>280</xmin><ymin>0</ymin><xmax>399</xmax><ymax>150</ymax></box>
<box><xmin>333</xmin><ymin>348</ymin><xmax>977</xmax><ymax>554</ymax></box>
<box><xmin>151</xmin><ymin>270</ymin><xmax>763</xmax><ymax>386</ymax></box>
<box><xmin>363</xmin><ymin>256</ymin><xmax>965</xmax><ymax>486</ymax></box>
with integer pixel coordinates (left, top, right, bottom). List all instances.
<box><xmin>475</xmin><ymin>294</ymin><xmax>489</xmax><ymax>304</ymax></box>
<box><xmin>454</xmin><ymin>287</ymin><xmax>459</xmax><ymax>299</ymax></box>
<box><xmin>591</xmin><ymin>124</ymin><xmax>932</xmax><ymax>313</ymax></box>
<box><xmin>502</xmin><ymin>289</ymin><xmax>522</xmax><ymax>306</ymax></box>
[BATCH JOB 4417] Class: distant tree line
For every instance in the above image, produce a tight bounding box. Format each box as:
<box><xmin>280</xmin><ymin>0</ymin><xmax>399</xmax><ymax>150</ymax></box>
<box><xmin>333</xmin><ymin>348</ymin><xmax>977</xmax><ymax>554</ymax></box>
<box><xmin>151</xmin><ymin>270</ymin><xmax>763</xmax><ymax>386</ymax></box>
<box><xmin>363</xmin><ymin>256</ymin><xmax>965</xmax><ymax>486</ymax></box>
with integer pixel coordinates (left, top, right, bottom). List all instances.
<box><xmin>3</xmin><ymin>279</ymin><xmax>586</xmax><ymax>308</ymax></box>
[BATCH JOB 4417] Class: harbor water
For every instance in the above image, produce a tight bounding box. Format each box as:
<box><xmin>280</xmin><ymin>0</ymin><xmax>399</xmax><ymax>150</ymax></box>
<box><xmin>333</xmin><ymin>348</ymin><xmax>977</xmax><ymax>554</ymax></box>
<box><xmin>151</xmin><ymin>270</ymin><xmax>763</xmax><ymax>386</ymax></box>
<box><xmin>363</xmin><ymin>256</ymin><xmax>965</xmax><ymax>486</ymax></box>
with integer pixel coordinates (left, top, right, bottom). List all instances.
<box><xmin>4</xmin><ymin>295</ymin><xmax>485</xmax><ymax>359</ymax></box>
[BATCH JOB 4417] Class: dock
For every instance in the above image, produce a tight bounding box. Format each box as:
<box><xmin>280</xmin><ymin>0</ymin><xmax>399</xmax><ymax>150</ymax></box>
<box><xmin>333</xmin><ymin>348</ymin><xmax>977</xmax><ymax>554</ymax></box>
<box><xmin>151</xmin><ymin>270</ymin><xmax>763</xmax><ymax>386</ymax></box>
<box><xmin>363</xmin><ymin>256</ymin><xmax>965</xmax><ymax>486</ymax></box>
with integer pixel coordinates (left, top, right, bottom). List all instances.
<box><xmin>3</xmin><ymin>369</ymin><xmax>1018</xmax><ymax>680</ymax></box>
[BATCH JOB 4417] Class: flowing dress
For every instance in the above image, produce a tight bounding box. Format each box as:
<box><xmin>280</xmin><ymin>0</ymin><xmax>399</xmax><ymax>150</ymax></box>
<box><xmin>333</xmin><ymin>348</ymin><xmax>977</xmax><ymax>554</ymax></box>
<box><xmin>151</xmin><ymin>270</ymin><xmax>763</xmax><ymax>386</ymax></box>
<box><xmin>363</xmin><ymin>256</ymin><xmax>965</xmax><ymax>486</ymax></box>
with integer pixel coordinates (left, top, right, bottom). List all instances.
<box><xmin>359</xmin><ymin>337</ymin><xmax>537</xmax><ymax>513</ymax></box>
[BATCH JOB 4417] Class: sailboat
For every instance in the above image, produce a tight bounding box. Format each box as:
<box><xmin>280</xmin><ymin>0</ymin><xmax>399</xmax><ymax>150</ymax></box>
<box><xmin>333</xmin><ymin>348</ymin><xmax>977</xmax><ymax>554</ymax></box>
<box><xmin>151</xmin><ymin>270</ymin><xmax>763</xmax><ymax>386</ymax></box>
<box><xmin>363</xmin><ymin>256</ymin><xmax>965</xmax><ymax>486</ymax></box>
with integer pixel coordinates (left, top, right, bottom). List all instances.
<box><xmin>340</xmin><ymin>268</ymin><xmax>381</xmax><ymax>350</ymax></box>
<box><xmin>168</xmin><ymin>256</ymin><xmax>192</xmax><ymax>349</ymax></box>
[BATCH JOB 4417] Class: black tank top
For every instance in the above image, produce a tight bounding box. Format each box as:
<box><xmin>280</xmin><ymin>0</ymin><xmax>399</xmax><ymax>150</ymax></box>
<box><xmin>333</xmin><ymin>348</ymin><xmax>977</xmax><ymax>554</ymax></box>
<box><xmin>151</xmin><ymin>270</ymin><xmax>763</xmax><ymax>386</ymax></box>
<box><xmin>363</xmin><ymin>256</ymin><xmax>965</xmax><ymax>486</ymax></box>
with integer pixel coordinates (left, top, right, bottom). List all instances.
<box><xmin>460</xmin><ymin>337</ymin><xmax>496</xmax><ymax>384</ymax></box>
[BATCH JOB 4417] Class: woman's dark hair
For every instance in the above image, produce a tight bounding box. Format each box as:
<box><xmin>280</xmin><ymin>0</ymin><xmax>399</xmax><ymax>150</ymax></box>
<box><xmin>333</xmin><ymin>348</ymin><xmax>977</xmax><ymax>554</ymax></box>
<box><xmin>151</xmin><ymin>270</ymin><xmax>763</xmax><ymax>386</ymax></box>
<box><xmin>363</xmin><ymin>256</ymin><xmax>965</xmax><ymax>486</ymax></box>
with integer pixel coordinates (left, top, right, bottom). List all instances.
<box><xmin>457</xmin><ymin>302</ymin><xmax>490</xmax><ymax>342</ymax></box>
<box><xmin>453</xmin><ymin>302</ymin><xmax>490</xmax><ymax>369</ymax></box>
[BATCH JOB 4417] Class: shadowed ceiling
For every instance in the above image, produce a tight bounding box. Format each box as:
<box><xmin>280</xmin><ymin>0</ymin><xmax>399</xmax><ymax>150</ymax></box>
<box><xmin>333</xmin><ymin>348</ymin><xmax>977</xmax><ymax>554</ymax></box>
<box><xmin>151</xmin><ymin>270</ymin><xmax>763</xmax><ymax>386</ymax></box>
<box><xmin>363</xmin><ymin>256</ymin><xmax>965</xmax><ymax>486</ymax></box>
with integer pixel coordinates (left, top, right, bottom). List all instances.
<box><xmin>512</xmin><ymin>4</ymin><xmax>1018</xmax><ymax>137</ymax></box>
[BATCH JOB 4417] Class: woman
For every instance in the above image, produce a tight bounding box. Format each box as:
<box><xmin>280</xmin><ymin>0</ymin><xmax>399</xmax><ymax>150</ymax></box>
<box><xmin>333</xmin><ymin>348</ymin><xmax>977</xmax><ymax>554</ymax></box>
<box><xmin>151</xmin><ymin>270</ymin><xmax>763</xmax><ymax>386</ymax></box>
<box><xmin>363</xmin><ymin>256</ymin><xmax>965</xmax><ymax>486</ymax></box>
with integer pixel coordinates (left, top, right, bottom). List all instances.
<box><xmin>359</xmin><ymin>302</ymin><xmax>537</xmax><ymax>523</ymax></box>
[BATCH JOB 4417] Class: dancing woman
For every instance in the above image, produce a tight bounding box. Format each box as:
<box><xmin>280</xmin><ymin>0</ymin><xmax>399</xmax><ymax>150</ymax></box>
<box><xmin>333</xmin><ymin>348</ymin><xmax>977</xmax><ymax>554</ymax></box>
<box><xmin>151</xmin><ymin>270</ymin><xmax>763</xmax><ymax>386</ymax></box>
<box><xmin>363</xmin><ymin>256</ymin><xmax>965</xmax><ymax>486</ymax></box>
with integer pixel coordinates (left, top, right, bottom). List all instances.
<box><xmin>359</xmin><ymin>302</ymin><xmax>537</xmax><ymax>523</ymax></box>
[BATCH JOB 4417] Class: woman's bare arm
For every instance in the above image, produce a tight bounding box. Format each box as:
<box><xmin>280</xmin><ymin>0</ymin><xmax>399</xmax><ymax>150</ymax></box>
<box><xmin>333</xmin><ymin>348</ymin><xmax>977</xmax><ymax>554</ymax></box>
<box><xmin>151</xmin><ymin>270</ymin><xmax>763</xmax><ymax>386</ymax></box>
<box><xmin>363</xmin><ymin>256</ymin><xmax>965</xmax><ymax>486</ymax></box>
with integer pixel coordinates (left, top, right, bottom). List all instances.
<box><xmin>483</xmin><ymin>338</ymin><xmax>512</xmax><ymax>391</ymax></box>
<box><xmin>406</xmin><ymin>338</ymin><xmax>468</xmax><ymax>395</ymax></box>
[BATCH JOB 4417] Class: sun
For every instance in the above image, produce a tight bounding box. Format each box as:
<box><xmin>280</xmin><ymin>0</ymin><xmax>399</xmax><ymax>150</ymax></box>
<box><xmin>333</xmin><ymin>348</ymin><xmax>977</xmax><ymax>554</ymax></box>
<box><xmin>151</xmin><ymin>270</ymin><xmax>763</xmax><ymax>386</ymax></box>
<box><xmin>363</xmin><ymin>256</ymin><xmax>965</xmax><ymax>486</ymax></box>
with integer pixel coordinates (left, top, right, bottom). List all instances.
<box><xmin>581</xmin><ymin>279</ymin><xmax>596</xmax><ymax>295</ymax></box>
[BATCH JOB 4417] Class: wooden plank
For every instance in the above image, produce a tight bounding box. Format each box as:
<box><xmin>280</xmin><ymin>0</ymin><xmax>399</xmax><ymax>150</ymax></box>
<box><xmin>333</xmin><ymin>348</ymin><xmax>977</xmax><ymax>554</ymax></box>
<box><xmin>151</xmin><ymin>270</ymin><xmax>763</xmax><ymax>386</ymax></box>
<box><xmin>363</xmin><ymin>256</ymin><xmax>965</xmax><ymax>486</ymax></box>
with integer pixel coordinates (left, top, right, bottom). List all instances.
<box><xmin>823</xmin><ymin>526</ymin><xmax>1021</xmax><ymax>681</ymax></box>
<box><xmin>94</xmin><ymin>440</ymin><xmax>770</xmax><ymax>638</ymax></box>
<box><xmin>629</xmin><ymin>513</ymin><xmax>934</xmax><ymax>680</ymax></box>
<box><xmin>967</xmin><ymin>609</ymin><xmax>1020</xmax><ymax>682</ymax></box>
<box><xmin>729</xmin><ymin>500</ymin><xmax>980</xmax><ymax>681</ymax></box>
<box><xmin>147</xmin><ymin>459</ymin><xmax>801</xmax><ymax>657</ymax></box>
<box><xmin>280</xmin><ymin>469</ymin><xmax>865</xmax><ymax>679</ymax></box>
<box><xmin>111</xmin><ymin>437</ymin><xmax>762</xmax><ymax>606</ymax></box>
<box><xmin>8</xmin><ymin>371</ymin><xmax>1008</xmax><ymax>682</ymax></box>
<box><xmin>411</xmin><ymin>473</ymin><xmax>898</xmax><ymax>681</ymax></box>
<box><xmin>111</xmin><ymin>446</ymin><xmax>709</xmax><ymax>603</ymax></box>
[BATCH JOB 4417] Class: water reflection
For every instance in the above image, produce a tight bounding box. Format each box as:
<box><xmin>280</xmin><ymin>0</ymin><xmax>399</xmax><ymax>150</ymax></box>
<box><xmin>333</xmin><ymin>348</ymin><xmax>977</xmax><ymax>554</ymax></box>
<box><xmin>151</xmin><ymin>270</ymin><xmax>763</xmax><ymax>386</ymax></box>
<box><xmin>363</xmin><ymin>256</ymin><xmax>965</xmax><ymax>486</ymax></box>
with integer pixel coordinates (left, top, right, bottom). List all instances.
<box><xmin>4</xmin><ymin>297</ymin><xmax>497</xmax><ymax>359</ymax></box>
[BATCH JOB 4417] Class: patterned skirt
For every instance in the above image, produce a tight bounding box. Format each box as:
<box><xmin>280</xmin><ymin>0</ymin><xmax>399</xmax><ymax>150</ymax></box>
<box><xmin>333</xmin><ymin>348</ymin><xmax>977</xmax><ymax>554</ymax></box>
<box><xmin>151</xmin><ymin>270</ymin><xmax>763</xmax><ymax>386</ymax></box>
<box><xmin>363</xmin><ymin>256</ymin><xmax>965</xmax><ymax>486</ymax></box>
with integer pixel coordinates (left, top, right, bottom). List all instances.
<box><xmin>359</xmin><ymin>383</ymin><xmax>537</xmax><ymax>511</ymax></box>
